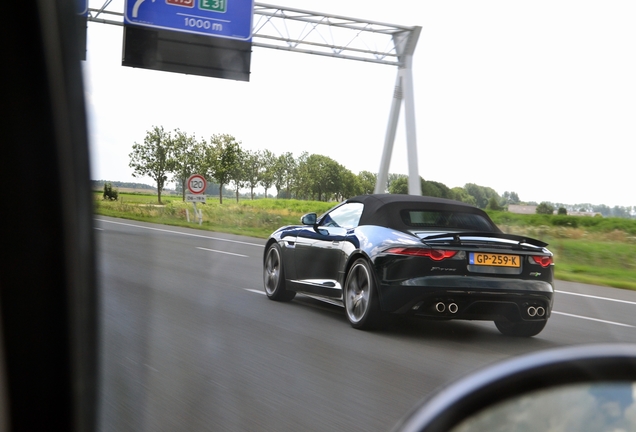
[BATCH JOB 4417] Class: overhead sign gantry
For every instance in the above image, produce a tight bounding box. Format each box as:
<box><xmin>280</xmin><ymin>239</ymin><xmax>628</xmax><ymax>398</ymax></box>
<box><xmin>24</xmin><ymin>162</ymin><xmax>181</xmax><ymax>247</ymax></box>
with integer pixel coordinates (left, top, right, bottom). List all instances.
<box><xmin>90</xmin><ymin>2</ymin><xmax>423</xmax><ymax>195</ymax></box>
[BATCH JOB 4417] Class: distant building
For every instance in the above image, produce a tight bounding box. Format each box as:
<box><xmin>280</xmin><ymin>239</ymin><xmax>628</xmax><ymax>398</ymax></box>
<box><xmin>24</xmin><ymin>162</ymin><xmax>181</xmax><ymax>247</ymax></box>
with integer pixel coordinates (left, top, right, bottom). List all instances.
<box><xmin>508</xmin><ymin>205</ymin><xmax>537</xmax><ymax>215</ymax></box>
<box><xmin>507</xmin><ymin>205</ymin><xmax>601</xmax><ymax>217</ymax></box>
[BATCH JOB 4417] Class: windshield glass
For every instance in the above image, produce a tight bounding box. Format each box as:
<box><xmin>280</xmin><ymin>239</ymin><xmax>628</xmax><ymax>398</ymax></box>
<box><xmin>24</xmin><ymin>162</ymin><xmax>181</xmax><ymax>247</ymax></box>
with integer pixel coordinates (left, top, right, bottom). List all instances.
<box><xmin>83</xmin><ymin>1</ymin><xmax>636</xmax><ymax>431</ymax></box>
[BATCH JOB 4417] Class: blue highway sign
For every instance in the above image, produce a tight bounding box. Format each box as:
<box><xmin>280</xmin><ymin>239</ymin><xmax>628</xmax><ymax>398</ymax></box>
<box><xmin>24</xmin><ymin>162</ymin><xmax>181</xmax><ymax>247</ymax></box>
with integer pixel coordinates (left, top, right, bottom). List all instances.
<box><xmin>124</xmin><ymin>0</ymin><xmax>254</xmax><ymax>41</ymax></box>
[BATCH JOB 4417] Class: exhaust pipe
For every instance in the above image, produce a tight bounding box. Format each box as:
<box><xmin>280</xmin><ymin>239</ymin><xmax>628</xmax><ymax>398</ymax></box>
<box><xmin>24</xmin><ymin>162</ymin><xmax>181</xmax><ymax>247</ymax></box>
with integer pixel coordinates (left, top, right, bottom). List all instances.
<box><xmin>536</xmin><ymin>306</ymin><xmax>545</xmax><ymax>317</ymax></box>
<box><xmin>435</xmin><ymin>302</ymin><xmax>446</xmax><ymax>313</ymax></box>
<box><xmin>448</xmin><ymin>303</ymin><xmax>458</xmax><ymax>314</ymax></box>
<box><xmin>527</xmin><ymin>306</ymin><xmax>537</xmax><ymax>317</ymax></box>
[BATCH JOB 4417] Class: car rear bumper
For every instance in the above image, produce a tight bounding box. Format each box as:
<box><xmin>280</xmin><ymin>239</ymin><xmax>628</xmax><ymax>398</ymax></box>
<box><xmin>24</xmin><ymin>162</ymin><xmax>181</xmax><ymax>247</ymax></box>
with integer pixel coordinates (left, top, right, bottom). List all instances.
<box><xmin>378</xmin><ymin>276</ymin><xmax>554</xmax><ymax>322</ymax></box>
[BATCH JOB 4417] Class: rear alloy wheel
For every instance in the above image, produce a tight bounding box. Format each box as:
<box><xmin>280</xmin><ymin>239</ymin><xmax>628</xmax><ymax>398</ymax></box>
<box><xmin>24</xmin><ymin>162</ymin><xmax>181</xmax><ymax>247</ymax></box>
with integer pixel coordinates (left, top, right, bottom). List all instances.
<box><xmin>344</xmin><ymin>258</ymin><xmax>382</xmax><ymax>330</ymax></box>
<box><xmin>495</xmin><ymin>320</ymin><xmax>547</xmax><ymax>337</ymax></box>
<box><xmin>263</xmin><ymin>243</ymin><xmax>295</xmax><ymax>302</ymax></box>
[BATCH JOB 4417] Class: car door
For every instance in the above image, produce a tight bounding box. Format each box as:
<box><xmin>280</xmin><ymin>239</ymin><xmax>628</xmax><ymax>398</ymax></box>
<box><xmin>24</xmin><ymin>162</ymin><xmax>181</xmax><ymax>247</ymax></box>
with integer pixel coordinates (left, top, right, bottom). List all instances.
<box><xmin>293</xmin><ymin>202</ymin><xmax>363</xmax><ymax>298</ymax></box>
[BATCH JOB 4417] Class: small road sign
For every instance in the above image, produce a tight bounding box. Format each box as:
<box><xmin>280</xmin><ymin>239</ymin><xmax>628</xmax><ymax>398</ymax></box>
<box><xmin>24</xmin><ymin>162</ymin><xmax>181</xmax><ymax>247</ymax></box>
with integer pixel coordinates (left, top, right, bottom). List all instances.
<box><xmin>186</xmin><ymin>194</ymin><xmax>207</xmax><ymax>203</ymax></box>
<box><xmin>187</xmin><ymin>174</ymin><xmax>207</xmax><ymax>194</ymax></box>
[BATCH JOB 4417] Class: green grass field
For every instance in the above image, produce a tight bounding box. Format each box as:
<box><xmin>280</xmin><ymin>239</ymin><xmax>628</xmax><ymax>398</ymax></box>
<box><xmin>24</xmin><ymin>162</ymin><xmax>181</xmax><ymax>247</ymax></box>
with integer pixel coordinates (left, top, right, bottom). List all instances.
<box><xmin>95</xmin><ymin>192</ymin><xmax>636</xmax><ymax>290</ymax></box>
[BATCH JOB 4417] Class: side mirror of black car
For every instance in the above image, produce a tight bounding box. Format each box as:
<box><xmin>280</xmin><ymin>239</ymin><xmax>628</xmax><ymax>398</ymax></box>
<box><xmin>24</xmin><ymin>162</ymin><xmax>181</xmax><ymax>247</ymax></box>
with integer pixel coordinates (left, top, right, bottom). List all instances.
<box><xmin>301</xmin><ymin>213</ymin><xmax>317</xmax><ymax>225</ymax></box>
<box><xmin>392</xmin><ymin>344</ymin><xmax>636</xmax><ymax>432</ymax></box>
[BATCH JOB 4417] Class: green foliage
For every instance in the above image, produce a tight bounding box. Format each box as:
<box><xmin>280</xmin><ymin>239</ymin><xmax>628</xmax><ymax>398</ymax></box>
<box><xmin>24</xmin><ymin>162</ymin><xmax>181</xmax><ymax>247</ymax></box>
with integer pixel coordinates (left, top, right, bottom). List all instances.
<box><xmin>357</xmin><ymin>171</ymin><xmax>377</xmax><ymax>195</ymax></box>
<box><xmin>171</xmin><ymin>129</ymin><xmax>204</xmax><ymax>202</ymax></box>
<box><xmin>388</xmin><ymin>175</ymin><xmax>408</xmax><ymax>194</ymax></box>
<box><xmin>203</xmin><ymin>134</ymin><xmax>242</xmax><ymax>204</ymax></box>
<box><xmin>486</xmin><ymin>196</ymin><xmax>503</xmax><ymax>211</ymax></box>
<box><xmin>102</xmin><ymin>182</ymin><xmax>118</xmax><ymax>201</ymax></box>
<box><xmin>558</xmin><ymin>207</ymin><xmax>567</xmax><ymax>215</ymax></box>
<box><xmin>450</xmin><ymin>187</ymin><xmax>477</xmax><ymax>205</ymax></box>
<box><xmin>464</xmin><ymin>183</ymin><xmax>500</xmax><ymax>209</ymax></box>
<box><xmin>128</xmin><ymin>125</ymin><xmax>173</xmax><ymax>204</ymax></box>
<box><xmin>536</xmin><ymin>202</ymin><xmax>555</xmax><ymax>215</ymax></box>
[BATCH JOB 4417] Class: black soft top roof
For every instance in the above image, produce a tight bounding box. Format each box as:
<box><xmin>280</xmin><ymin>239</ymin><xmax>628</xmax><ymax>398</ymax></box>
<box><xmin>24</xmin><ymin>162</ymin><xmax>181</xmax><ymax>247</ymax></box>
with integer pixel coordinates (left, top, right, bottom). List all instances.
<box><xmin>348</xmin><ymin>194</ymin><xmax>500</xmax><ymax>233</ymax></box>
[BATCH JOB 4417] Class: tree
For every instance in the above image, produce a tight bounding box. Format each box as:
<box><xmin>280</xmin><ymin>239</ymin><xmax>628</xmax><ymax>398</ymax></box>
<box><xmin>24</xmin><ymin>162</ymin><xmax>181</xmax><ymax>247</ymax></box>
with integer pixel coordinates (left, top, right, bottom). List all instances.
<box><xmin>258</xmin><ymin>149</ymin><xmax>277</xmax><ymax>198</ymax></box>
<box><xmin>337</xmin><ymin>167</ymin><xmax>361</xmax><ymax>200</ymax></box>
<box><xmin>450</xmin><ymin>187</ymin><xmax>477</xmax><ymax>205</ymax></box>
<box><xmin>229</xmin><ymin>146</ymin><xmax>246</xmax><ymax>203</ymax></box>
<box><xmin>170</xmin><ymin>129</ymin><xmax>203</xmax><ymax>202</ymax></box>
<box><xmin>557</xmin><ymin>207</ymin><xmax>567</xmax><ymax>215</ymax></box>
<box><xmin>243</xmin><ymin>150</ymin><xmax>260</xmax><ymax>200</ymax></box>
<box><xmin>386</xmin><ymin>173</ymin><xmax>405</xmax><ymax>194</ymax></box>
<box><xmin>129</xmin><ymin>125</ymin><xmax>173</xmax><ymax>204</ymax></box>
<box><xmin>203</xmin><ymin>134</ymin><xmax>242</xmax><ymax>204</ymax></box>
<box><xmin>487</xmin><ymin>196</ymin><xmax>503</xmax><ymax>211</ymax></box>
<box><xmin>278</xmin><ymin>152</ymin><xmax>297</xmax><ymax>199</ymax></box>
<box><xmin>421</xmin><ymin>179</ymin><xmax>452</xmax><ymax>199</ymax></box>
<box><xmin>103</xmin><ymin>182</ymin><xmax>118</xmax><ymax>201</ymax></box>
<box><xmin>502</xmin><ymin>191</ymin><xmax>520</xmax><ymax>205</ymax></box>
<box><xmin>388</xmin><ymin>175</ymin><xmax>408</xmax><ymax>194</ymax></box>
<box><xmin>536</xmin><ymin>202</ymin><xmax>555</xmax><ymax>215</ymax></box>
<box><xmin>464</xmin><ymin>183</ymin><xmax>501</xmax><ymax>209</ymax></box>
<box><xmin>357</xmin><ymin>171</ymin><xmax>377</xmax><ymax>195</ymax></box>
<box><xmin>296</xmin><ymin>154</ymin><xmax>342</xmax><ymax>201</ymax></box>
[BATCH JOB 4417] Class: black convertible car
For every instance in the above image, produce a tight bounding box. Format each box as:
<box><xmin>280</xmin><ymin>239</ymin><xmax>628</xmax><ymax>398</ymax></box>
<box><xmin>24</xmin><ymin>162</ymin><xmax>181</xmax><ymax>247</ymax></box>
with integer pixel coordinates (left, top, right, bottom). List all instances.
<box><xmin>263</xmin><ymin>194</ymin><xmax>554</xmax><ymax>337</ymax></box>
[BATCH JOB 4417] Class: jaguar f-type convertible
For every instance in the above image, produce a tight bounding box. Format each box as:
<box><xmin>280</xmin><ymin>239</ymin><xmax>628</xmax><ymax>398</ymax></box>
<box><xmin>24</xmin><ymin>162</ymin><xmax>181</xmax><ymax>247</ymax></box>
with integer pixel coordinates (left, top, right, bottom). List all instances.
<box><xmin>262</xmin><ymin>194</ymin><xmax>554</xmax><ymax>337</ymax></box>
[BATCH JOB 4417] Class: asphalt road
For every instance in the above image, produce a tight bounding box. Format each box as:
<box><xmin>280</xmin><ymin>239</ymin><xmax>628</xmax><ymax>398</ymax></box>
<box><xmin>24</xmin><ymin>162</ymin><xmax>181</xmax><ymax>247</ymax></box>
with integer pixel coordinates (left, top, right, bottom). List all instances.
<box><xmin>94</xmin><ymin>217</ymin><xmax>636</xmax><ymax>432</ymax></box>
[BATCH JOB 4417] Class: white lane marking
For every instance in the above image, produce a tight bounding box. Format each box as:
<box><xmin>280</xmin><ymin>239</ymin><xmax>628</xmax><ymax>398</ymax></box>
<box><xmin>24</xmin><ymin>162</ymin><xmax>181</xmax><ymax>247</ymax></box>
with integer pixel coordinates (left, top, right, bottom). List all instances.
<box><xmin>246</xmin><ymin>289</ymin><xmax>265</xmax><ymax>295</ymax></box>
<box><xmin>95</xmin><ymin>218</ymin><xmax>264</xmax><ymax>247</ymax></box>
<box><xmin>196</xmin><ymin>247</ymin><xmax>248</xmax><ymax>258</ymax></box>
<box><xmin>556</xmin><ymin>290</ymin><xmax>636</xmax><ymax>306</ymax></box>
<box><xmin>552</xmin><ymin>311</ymin><xmax>634</xmax><ymax>328</ymax></box>
<box><xmin>94</xmin><ymin>227</ymin><xmax>104</xmax><ymax>231</ymax></box>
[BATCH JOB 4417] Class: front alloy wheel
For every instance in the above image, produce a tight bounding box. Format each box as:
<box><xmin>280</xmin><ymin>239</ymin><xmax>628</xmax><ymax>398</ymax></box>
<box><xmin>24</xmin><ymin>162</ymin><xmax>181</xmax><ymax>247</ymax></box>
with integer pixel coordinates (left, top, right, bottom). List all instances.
<box><xmin>344</xmin><ymin>259</ymin><xmax>382</xmax><ymax>329</ymax></box>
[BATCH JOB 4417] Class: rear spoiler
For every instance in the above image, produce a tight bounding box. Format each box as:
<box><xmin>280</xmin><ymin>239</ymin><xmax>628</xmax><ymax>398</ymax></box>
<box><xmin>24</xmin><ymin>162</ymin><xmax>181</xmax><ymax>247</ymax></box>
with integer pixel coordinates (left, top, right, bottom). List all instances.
<box><xmin>421</xmin><ymin>232</ymin><xmax>549</xmax><ymax>248</ymax></box>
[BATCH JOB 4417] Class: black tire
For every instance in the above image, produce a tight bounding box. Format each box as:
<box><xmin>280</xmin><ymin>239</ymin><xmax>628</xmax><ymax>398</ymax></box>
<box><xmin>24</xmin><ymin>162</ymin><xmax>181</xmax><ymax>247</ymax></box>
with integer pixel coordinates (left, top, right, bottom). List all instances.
<box><xmin>344</xmin><ymin>258</ymin><xmax>382</xmax><ymax>330</ymax></box>
<box><xmin>495</xmin><ymin>320</ymin><xmax>547</xmax><ymax>337</ymax></box>
<box><xmin>263</xmin><ymin>243</ymin><xmax>295</xmax><ymax>302</ymax></box>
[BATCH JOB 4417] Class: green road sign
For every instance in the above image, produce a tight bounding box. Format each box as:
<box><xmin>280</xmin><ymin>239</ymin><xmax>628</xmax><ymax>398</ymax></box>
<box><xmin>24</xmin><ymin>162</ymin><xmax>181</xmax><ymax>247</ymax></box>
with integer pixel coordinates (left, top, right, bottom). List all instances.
<box><xmin>200</xmin><ymin>0</ymin><xmax>227</xmax><ymax>13</ymax></box>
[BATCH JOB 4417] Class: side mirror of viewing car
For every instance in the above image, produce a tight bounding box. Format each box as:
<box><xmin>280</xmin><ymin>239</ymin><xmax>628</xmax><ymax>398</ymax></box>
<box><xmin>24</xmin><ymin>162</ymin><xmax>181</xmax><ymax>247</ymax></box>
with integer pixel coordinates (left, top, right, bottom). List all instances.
<box><xmin>392</xmin><ymin>344</ymin><xmax>636</xmax><ymax>432</ymax></box>
<box><xmin>301</xmin><ymin>213</ymin><xmax>317</xmax><ymax>225</ymax></box>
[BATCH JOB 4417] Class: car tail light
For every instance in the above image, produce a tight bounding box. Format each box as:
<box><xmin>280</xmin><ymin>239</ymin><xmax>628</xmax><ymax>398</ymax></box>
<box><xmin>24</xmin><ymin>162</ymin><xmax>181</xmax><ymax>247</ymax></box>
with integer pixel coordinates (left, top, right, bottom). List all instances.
<box><xmin>530</xmin><ymin>256</ymin><xmax>553</xmax><ymax>267</ymax></box>
<box><xmin>385</xmin><ymin>247</ymin><xmax>457</xmax><ymax>261</ymax></box>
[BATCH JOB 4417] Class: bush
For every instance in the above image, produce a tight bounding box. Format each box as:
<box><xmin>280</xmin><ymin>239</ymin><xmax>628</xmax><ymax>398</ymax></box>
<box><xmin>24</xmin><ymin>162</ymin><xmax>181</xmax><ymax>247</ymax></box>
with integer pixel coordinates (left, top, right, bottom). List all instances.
<box><xmin>103</xmin><ymin>182</ymin><xmax>118</xmax><ymax>201</ymax></box>
<box><xmin>558</xmin><ymin>207</ymin><xmax>567</xmax><ymax>215</ymax></box>
<box><xmin>536</xmin><ymin>202</ymin><xmax>554</xmax><ymax>215</ymax></box>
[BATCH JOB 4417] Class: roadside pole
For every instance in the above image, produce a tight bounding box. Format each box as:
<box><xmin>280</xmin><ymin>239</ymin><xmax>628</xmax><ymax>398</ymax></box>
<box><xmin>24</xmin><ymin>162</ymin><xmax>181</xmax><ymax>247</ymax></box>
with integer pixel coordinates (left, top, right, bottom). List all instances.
<box><xmin>186</xmin><ymin>174</ymin><xmax>207</xmax><ymax>225</ymax></box>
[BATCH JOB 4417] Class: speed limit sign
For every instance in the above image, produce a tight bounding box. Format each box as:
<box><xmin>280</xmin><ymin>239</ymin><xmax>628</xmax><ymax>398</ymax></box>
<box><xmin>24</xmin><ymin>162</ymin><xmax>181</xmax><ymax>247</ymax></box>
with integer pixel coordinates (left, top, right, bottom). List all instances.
<box><xmin>187</xmin><ymin>174</ymin><xmax>207</xmax><ymax>195</ymax></box>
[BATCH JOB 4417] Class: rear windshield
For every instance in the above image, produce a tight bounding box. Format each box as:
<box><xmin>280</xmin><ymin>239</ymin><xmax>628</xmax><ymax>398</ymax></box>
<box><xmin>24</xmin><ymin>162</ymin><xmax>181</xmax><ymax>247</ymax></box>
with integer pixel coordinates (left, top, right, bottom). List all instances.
<box><xmin>400</xmin><ymin>210</ymin><xmax>495</xmax><ymax>232</ymax></box>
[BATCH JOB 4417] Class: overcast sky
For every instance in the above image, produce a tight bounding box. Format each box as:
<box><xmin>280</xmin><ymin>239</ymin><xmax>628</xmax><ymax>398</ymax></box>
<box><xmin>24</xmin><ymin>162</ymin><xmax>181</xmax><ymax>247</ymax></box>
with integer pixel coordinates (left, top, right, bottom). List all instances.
<box><xmin>84</xmin><ymin>0</ymin><xmax>635</xmax><ymax>207</ymax></box>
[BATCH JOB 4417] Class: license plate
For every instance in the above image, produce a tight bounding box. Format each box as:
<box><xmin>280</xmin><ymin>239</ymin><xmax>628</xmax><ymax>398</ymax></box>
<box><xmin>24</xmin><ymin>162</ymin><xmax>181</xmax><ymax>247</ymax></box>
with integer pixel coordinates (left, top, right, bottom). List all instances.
<box><xmin>469</xmin><ymin>253</ymin><xmax>520</xmax><ymax>268</ymax></box>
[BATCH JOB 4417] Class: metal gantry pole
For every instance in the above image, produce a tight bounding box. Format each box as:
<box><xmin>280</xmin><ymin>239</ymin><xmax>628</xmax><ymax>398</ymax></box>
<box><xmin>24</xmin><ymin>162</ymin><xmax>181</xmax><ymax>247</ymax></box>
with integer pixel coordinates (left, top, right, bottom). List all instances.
<box><xmin>375</xmin><ymin>74</ymin><xmax>402</xmax><ymax>194</ymax></box>
<box><xmin>402</xmin><ymin>54</ymin><xmax>421</xmax><ymax>196</ymax></box>
<box><xmin>375</xmin><ymin>27</ymin><xmax>422</xmax><ymax>195</ymax></box>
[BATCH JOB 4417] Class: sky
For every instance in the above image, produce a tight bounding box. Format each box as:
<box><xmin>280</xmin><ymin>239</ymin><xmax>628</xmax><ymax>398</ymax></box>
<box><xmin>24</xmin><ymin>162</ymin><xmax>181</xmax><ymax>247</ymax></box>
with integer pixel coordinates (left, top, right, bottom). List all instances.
<box><xmin>84</xmin><ymin>0</ymin><xmax>636</xmax><ymax>207</ymax></box>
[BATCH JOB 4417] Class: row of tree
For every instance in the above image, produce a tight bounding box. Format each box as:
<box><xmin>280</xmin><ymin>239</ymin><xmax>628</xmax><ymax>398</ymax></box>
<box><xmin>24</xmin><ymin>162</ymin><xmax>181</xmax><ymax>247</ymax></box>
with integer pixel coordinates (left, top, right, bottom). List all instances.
<box><xmin>129</xmin><ymin>126</ymin><xmax>522</xmax><ymax>207</ymax></box>
<box><xmin>128</xmin><ymin>126</ymin><xmax>634</xmax><ymax>217</ymax></box>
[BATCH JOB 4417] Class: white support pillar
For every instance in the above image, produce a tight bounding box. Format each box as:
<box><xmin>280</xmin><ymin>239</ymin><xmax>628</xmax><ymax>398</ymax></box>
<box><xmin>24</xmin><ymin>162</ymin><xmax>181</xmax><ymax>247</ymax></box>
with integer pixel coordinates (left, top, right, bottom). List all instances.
<box><xmin>375</xmin><ymin>73</ymin><xmax>403</xmax><ymax>194</ymax></box>
<box><xmin>401</xmin><ymin>54</ymin><xmax>421</xmax><ymax>196</ymax></box>
<box><xmin>374</xmin><ymin>27</ymin><xmax>422</xmax><ymax>196</ymax></box>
